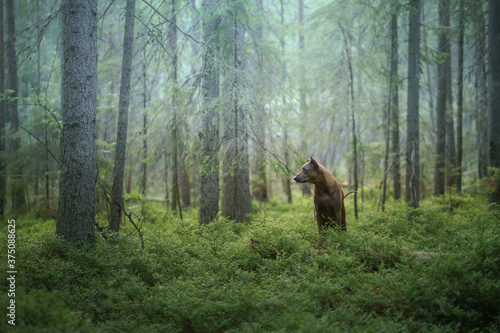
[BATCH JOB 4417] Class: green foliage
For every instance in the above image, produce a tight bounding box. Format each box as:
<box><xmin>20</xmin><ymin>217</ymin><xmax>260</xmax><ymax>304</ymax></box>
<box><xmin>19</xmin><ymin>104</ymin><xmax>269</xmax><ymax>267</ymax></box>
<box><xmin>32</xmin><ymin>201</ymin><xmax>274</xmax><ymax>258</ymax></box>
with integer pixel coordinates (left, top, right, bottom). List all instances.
<box><xmin>481</xmin><ymin>167</ymin><xmax>500</xmax><ymax>195</ymax></box>
<box><xmin>3</xmin><ymin>195</ymin><xmax>500</xmax><ymax>332</ymax></box>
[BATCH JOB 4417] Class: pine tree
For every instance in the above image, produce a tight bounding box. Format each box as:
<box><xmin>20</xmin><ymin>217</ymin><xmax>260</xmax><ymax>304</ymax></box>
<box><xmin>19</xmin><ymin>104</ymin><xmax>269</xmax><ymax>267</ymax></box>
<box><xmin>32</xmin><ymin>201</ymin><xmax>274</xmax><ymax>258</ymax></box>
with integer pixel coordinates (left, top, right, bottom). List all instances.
<box><xmin>110</xmin><ymin>0</ymin><xmax>135</xmax><ymax>232</ymax></box>
<box><xmin>56</xmin><ymin>0</ymin><xmax>98</xmax><ymax>243</ymax></box>
<box><xmin>406</xmin><ymin>0</ymin><xmax>421</xmax><ymax>208</ymax></box>
<box><xmin>199</xmin><ymin>0</ymin><xmax>221</xmax><ymax>225</ymax></box>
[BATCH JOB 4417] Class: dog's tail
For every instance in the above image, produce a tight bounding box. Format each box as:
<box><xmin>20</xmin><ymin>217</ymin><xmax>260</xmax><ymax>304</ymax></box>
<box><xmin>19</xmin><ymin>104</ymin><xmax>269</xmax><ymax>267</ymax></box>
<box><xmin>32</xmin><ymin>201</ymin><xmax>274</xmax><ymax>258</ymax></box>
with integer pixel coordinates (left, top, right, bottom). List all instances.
<box><xmin>344</xmin><ymin>191</ymin><xmax>357</xmax><ymax>199</ymax></box>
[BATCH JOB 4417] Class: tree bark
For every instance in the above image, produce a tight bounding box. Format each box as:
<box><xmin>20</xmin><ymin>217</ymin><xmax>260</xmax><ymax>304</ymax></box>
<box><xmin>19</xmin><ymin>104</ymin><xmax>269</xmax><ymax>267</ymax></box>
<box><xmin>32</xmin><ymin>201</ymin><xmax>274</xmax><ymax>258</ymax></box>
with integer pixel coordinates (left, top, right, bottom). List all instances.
<box><xmin>167</xmin><ymin>0</ymin><xmax>183</xmax><ymax>216</ymax></box>
<box><xmin>422</xmin><ymin>4</ymin><xmax>435</xmax><ymax>134</ymax></box>
<box><xmin>434</xmin><ymin>0</ymin><xmax>448</xmax><ymax>196</ymax></box>
<box><xmin>6</xmin><ymin>0</ymin><xmax>24</xmax><ymax>211</ymax></box>
<box><xmin>406</xmin><ymin>0</ymin><xmax>421</xmax><ymax>208</ymax></box>
<box><xmin>0</xmin><ymin>0</ymin><xmax>5</xmax><ymax>217</ymax></box>
<box><xmin>222</xmin><ymin>13</ymin><xmax>252</xmax><ymax>222</ymax></box>
<box><xmin>298</xmin><ymin>0</ymin><xmax>306</xmax><ymax>113</ymax></box>
<box><xmin>488</xmin><ymin>0</ymin><xmax>500</xmax><ymax>204</ymax></box>
<box><xmin>56</xmin><ymin>0</ymin><xmax>97</xmax><ymax>243</ymax></box>
<box><xmin>443</xmin><ymin>0</ymin><xmax>456</xmax><ymax>188</ymax></box>
<box><xmin>474</xmin><ymin>2</ymin><xmax>488</xmax><ymax>180</ymax></box>
<box><xmin>199</xmin><ymin>0</ymin><xmax>220</xmax><ymax>225</ymax></box>
<box><xmin>251</xmin><ymin>0</ymin><xmax>268</xmax><ymax>203</ymax></box>
<box><xmin>340</xmin><ymin>24</ymin><xmax>358</xmax><ymax>218</ymax></box>
<box><xmin>456</xmin><ymin>0</ymin><xmax>464</xmax><ymax>194</ymax></box>
<box><xmin>141</xmin><ymin>58</ymin><xmax>148</xmax><ymax>199</ymax></box>
<box><xmin>390</xmin><ymin>2</ymin><xmax>401</xmax><ymax>201</ymax></box>
<box><xmin>280</xmin><ymin>0</ymin><xmax>292</xmax><ymax>204</ymax></box>
<box><xmin>109</xmin><ymin>0</ymin><xmax>135</xmax><ymax>232</ymax></box>
<box><xmin>383</xmin><ymin>4</ymin><xmax>399</xmax><ymax>210</ymax></box>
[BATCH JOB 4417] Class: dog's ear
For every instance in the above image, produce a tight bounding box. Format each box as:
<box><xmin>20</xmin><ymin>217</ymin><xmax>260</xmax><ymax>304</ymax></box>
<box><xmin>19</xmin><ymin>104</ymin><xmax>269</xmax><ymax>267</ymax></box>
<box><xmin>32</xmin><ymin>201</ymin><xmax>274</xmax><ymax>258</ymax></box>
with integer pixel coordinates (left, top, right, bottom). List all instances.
<box><xmin>305</xmin><ymin>155</ymin><xmax>310</xmax><ymax>162</ymax></box>
<box><xmin>310</xmin><ymin>156</ymin><xmax>318</xmax><ymax>167</ymax></box>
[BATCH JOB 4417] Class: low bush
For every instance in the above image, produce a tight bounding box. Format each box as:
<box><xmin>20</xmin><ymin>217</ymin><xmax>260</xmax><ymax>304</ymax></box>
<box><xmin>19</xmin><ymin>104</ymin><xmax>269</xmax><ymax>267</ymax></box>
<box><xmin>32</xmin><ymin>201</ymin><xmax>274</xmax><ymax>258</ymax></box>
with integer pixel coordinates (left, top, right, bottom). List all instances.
<box><xmin>1</xmin><ymin>195</ymin><xmax>498</xmax><ymax>332</ymax></box>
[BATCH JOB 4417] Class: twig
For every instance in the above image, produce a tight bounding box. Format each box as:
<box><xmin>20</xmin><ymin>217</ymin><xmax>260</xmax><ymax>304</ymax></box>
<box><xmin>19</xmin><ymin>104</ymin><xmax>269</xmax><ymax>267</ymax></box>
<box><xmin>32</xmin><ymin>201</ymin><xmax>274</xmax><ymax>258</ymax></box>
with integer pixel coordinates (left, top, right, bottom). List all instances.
<box><xmin>6</xmin><ymin>115</ymin><xmax>61</xmax><ymax>167</ymax></box>
<box><xmin>96</xmin><ymin>178</ymin><xmax>145</xmax><ymax>250</ymax></box>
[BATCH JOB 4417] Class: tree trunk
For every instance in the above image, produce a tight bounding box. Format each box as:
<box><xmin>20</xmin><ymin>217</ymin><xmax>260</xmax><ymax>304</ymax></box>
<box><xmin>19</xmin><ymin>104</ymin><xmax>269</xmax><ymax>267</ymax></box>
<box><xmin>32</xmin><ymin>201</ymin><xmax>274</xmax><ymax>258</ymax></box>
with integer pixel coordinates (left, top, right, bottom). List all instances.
<box><xmin>6</xmin><ymin>0</ymin><xmax>24</xmax><ymax>211</ymax></box>
<box><xmin>251</xmin><ymin>0</ymin><xmax>268</xmax><ymax>203</ymax></box>
<box><xmin>141</xmin><ymin>58</ymin><xmax>148</xmax><ymax>199</ymax></box>
<box><xmin>56</xmin><ymin>0</ymin><xmax>97</xmax><ymax>243</ymax></box>
<box><xmin>222</xmin><ymin>14</ymin><xmax>251</xmax><ymax>222</ymax></box>
<box><xmin>390</xmin><ymin>2</ymin><xmax>401</xmax><ymax>201</ymax></box>
<box><xmin>456</xmin><ymin>0</ymin><xmax>464</xmax><ymax>194</ymax></box>
<box><xmin>280</xmin><ymin>0</ymin><xmax>292</xmax><ymax>204</ymax></box>
<box><xmin>164</xmin><ymin>151</ymin><xmax>169</xmax><ymax>206</ymax></box>
<box><xmin>340</xmin><ymin>24</ymin><xmax>358</xmax><ymax>218</ymax></box>
<box><xmin>199</xmin><ymin>0</ymin><xmax>220</xmax><ymax>225</ymax></box>
<box><xmin>488</xmin><ymin>0</ymin><xmax>500</xmax><ymax>204</ymax></box>
<box><xmin>443</xmin><ymin>0</ymin><xmax>456</xmax><ymax>188</ymax></box>
<box><xmin>474</xmin><ymin>2</ymin><xmax>488</xmax><ymax>180</ymax></box>
<box><xmin>406</xmin><ymin>0</ymin><xmax>421</xmax><ymax>208</ymax></box>
<box><xmin>422</xmin><ymin>4</ymin><xmax>435</xmax><ymax>134</ymax></box>
<box><xmin>298</xmin><ymin>0</ymin><xmax>306</xmax><ymax>113</ymax></box>
<box><xmin>36</xmin><ymin>0</ymin><xmax>48</xmax><ymax>203</ymax></box>
<box><xmin>167</xmin><ymin>0</ymin><xmax>183</xmax><ymax>216</ymax></box>
<box><xmin>0</xmin><ymin>0</ymin><xmax>5</xmax><ymax>217</ymax></box>
<box><xmin>179</xmin><ymin>156</ymin><xmax>191</xmax><ymax>209</ymax></box>
<box><xmin>383</xmin><ymin>5</ymin><xmax>399</xmax><ymax>210</ymax></box>
<box><xmin>283</xmin><ymin>127</ymin><xmax>292</xmax><ymax>203</ymax></box>
<box><xmin>434</xmin><ymin>0</ymin><xmax>448</xmax><ymax>196</ymax></box>
<box><xmin>109</xmin><ymin>0</ymin><xmax>135</xmax><ymax>232</ymax></box>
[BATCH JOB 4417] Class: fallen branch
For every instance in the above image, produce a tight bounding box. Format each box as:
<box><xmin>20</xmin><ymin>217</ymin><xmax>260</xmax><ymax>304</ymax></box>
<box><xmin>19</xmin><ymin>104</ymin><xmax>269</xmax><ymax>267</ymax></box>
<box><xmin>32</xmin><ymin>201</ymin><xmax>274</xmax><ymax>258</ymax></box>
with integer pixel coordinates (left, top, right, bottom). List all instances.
<box><xmin>96</xmin><ymin>178</ymin><xmax>144</xmax><ymax>250</ymax></box>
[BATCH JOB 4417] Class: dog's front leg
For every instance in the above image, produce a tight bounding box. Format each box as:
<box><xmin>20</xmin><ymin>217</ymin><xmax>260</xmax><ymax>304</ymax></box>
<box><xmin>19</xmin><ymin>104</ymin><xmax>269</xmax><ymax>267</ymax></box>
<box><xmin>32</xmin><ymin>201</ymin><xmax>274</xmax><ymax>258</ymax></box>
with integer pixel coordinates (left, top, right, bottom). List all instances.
<box><xmin>315</xmin><ymin>212</ymin><xmax>325</xmax><ymax>249</ymax></box>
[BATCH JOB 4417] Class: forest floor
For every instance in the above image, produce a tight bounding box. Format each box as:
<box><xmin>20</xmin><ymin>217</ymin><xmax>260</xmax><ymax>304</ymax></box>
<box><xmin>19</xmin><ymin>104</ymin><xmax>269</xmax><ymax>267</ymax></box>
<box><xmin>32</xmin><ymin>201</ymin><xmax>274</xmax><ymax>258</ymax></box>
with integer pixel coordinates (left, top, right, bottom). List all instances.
<box><xmin>1</xmin><ymin>192</ymin><xmax>499</xmax><ymax>332</ymax></box>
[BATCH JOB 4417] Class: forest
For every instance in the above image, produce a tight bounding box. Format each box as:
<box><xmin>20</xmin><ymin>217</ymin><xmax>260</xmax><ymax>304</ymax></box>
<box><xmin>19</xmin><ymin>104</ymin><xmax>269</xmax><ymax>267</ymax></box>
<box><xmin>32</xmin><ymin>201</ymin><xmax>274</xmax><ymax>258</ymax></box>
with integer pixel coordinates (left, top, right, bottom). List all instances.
<box><xmin>0</xmin><ymin>0</ymin><xmax>499</xmax><ymax>331</ymax></box>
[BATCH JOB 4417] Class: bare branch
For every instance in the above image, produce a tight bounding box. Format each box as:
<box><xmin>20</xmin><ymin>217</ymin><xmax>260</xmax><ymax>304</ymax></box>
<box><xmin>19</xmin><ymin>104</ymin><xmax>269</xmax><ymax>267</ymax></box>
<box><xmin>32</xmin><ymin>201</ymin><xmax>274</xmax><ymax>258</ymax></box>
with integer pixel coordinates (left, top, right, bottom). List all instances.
<box><xmin>6</xmin><ymin>115</ymin><xmax>61</xmax><ymax>168</ymax></box>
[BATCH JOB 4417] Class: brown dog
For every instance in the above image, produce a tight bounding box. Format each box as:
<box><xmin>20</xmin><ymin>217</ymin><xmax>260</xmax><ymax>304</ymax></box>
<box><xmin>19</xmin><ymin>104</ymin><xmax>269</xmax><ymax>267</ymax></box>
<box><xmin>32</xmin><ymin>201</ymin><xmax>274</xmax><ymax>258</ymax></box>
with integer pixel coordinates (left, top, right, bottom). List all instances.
<box><xmin>293</xmin><ymin>157</ymin><xmax>356</xmax><ymax>246</ymax></box>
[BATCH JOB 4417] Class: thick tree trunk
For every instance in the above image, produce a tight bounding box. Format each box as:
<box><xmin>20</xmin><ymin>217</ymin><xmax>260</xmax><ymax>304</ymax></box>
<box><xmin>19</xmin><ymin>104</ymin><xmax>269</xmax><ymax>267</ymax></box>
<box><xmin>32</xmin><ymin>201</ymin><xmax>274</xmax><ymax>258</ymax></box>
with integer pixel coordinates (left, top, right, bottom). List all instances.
<box><xmin>109</xmin><ymin>0</ymin><xmax>135</xmax><ymax>232</ymax></box>
<box><xmin>56</xmin><ymin>0</ymin><xmax>97</xmax><ymax>243</ymax></box>
<box><xmin>434</xmin><ymin>0</ymin><xmax>448</xmax><ymax>196</ymax></box>
<box><xmin>406</xmin><ymin>0</ymin><xmax>420</xmax><ymax>208</ymax></box>
<box><xmin>488</xmin><ymin>0</ymin><xmax>500</xmax><ymax>204</ymax></box>
<box><xmin>6</xmin><ymin>0</ymin><xmax>24</xmax><ymax>211</ymax></box>
<box><xmin>199</xmin><ymin>0</ymin><xmax>220</xmax><ymax>225</ymax></box>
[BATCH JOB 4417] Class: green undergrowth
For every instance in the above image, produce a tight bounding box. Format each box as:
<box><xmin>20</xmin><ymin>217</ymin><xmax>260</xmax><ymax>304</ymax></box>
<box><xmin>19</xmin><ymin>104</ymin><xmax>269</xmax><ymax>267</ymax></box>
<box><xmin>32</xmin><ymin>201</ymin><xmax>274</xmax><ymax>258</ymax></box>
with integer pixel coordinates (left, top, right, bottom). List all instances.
<box><xmin>1</xmin><ymin>194</ymin><xmax>499</xmax><ymax>332</ymax></box>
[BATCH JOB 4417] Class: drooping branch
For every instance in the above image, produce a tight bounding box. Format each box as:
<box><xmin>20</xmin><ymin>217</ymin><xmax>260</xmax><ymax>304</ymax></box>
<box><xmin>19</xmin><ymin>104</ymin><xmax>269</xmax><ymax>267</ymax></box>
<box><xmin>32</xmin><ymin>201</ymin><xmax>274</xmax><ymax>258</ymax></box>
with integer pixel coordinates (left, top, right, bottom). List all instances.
<box><xmin>6</xmin><ymin>115</ymin><xmax>60</xmax><ymax>167</ymax></box>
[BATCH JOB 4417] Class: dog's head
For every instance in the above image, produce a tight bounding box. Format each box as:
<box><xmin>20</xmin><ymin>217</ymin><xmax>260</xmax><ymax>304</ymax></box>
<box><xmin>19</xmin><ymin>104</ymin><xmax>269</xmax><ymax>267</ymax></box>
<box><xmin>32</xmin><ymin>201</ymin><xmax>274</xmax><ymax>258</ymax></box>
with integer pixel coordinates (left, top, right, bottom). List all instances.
<box><xmin>293</xmin><ymin>156</ymin><xmax>319</xmax><ymax>183</ymax></box>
